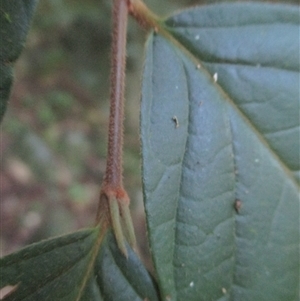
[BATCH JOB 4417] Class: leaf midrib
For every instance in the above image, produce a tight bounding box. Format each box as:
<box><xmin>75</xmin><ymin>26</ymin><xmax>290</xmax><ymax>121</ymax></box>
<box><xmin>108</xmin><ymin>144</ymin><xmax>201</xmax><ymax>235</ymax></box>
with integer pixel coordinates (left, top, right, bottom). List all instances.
<box><xmin>171</xmin><ymin>60</ymin><xmax>191</xmax><ymax>301</ymax></box>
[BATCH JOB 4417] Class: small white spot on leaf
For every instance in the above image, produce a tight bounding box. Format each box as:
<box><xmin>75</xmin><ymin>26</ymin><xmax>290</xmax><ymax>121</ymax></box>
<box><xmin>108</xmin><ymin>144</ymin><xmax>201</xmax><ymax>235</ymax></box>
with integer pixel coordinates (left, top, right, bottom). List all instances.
<box><xmin>172</xmin><ymin>116</ymin><xmax>179</xmax><ymax>128</ymax></box>
<box><xmin>195</xmin><ymin>34</ymin><xmax>200</xmax><ymax>40</ymax></box>
<box><xmin>189</xmin><ymin>281</ymin><xmax>194</xmax><ymax>287</ymax></box>
<box><xmin>213</xmin><ymin>73</ymin><xmax>218</xmax><ymax>82</ymax></box>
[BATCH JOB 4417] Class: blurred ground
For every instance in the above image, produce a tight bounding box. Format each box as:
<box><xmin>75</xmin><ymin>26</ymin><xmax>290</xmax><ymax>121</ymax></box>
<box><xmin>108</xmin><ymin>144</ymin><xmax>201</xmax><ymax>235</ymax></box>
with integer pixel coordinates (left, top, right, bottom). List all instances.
<box><xmin>0</xmin><ymin>0</ymin><xmax>298</xmax><ymax>269</ymax></box>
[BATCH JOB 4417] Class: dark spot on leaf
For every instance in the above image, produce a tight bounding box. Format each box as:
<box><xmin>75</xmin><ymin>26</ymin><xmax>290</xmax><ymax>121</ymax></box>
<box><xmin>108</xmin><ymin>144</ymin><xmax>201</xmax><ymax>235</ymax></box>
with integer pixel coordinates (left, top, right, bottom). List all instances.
<box><xmin>234</xmin><ymin>199</ymin><xmax>242</xmax><ymax>213</ymax></box>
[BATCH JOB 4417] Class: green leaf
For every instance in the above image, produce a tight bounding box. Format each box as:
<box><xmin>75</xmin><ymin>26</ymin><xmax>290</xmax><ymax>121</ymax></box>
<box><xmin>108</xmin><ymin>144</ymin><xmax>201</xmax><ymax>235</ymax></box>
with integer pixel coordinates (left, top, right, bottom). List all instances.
<box><xmin>0</xmin><ymin>228</ymin><xmax>159</xmax><ymax>301</ymax></box>
<box><xmin>95</xmin><ymin>232</ymin><xmax>159</xmax><ymax>301</ymax></box>
<box><xmin>0</xmin><ymin>228</ymin><xmax>97</xmax><ymax>300</ymax></box>
<box><xmin>141</xmin><ymin>3</ymin><xmax>299</xmax><ymax>301</ymax></box>
<box><xmin>0</xmin><ymin>0</ymin><xmax>37</xmax><ymax>123</ymax></box>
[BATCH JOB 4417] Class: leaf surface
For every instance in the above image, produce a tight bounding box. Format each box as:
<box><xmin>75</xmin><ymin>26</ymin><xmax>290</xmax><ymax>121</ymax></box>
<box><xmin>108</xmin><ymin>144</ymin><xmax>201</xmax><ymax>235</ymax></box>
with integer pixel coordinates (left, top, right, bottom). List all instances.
<box><xmin>0</xmin><ymin>229</ymin><xmax>159</xmax><ymax>301</ymax></box>
<box><xmin>141</xmin><ymin>3</ymin><xmax>299</xmax><ymax>301</ymax></box>
<box><xmin>0</xmin><ymin>0</ymin><xmax>37</xmax><ymax>122</ymax></box>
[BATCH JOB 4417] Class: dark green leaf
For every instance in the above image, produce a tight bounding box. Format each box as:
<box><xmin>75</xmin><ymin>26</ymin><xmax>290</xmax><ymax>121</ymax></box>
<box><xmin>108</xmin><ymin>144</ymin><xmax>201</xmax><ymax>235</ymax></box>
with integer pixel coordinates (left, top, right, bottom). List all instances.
<box><xmin>0</xmin><ymin>0</ymin><xmax>38</xmax><ymax>122</ymax></box>
<box><xmin>0</xmin><ymin>229</ymin><xmax>159</xmax><ymax>301</ymax></box>
<box><xmin>95</xmin><ymin>232</ymin><xmax>159</xmax><ymax>301</ymax></box>
<box><xmin>141</xmin><ymin>3</ymin><xmax>299</xmax><ymax>301</ymax></box>
<box><xmin>0</xmin><ymin>228</ymin><xmax>98</xmax><ymax>300</ymax></box>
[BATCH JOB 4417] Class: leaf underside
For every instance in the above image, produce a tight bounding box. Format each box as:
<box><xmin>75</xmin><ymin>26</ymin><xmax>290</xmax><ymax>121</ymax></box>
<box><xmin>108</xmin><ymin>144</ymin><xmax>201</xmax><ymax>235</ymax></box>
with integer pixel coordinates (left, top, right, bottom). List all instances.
<box><xmin>0</xmin><ymin>0</ymin><xmax>38</xmax><ymax>123</ymax></box>
<box><xmin>141</xmin><ymin>3</ymin><xmax>299</xmax><ymax>301</ymax></box>
<box><xmin>0</xmin><ymin>228</ymin><xmax>159</xmax><ymax>301</ymax></box>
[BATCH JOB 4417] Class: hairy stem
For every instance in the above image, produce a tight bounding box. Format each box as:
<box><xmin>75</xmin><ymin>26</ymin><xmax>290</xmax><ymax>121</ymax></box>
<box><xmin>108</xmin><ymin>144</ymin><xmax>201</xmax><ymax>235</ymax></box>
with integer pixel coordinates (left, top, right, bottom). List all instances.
<box><xmin>96</xmin><ymin>0</ymin><xmax>136</xmax><ymax>256</ymax></box>
<box><xmin>104</xmin><ymin>0</ymin><xmax>128</xmax><ymax>189</ymax></box>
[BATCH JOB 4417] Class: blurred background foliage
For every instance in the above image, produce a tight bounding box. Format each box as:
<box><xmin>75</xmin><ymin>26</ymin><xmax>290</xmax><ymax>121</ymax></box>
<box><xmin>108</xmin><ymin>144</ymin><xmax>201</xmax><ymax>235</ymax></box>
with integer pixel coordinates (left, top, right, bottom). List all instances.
<box><xmin>1</xmin><ymin>0</ymin><xmax>298</xmax><ymax>267</ymax></box>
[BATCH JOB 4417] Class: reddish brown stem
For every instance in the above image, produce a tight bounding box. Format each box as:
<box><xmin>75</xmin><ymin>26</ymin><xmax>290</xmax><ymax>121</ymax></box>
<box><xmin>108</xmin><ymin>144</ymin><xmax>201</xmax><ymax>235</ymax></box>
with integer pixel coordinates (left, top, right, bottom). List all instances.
<box><xmin>104</xmin><ymin>0</ymin><xmax>128</xmax><ymax>189</ymax></box>
<box><xmin>95</xmin><ymin>1</ymin><xmax>136</xmax><ymax>255</ymax></box>
<box><xmin>127</xmin><ymin>0</ymin><xmax>160</xmax><ymax>30</ymax></box>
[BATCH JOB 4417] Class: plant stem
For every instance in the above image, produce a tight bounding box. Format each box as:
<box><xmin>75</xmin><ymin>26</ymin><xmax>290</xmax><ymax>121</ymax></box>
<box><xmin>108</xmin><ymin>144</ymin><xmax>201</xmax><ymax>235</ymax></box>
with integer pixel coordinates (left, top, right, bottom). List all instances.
<box><xmin>127</xmin><ymin>0</ymin><xmax>161</xmax><ymax>30</ymax></box>
<box><xmin>104</xmin><ymin>0</ymin><xmax>128</xmax><ymax>189</ymax></box>
<box><xmin>96</xmin><ymin>0</ymin><xmax>136</xmax><ymax>256</ymax></box>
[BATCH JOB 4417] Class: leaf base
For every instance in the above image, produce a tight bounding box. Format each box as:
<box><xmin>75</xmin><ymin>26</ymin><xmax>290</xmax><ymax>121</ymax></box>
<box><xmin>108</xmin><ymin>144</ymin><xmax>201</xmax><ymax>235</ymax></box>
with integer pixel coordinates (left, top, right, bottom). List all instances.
<box><xmin>96</xmin><ymin>186</ymin><xmax>136</xmax><ymax>257</ymax></box>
